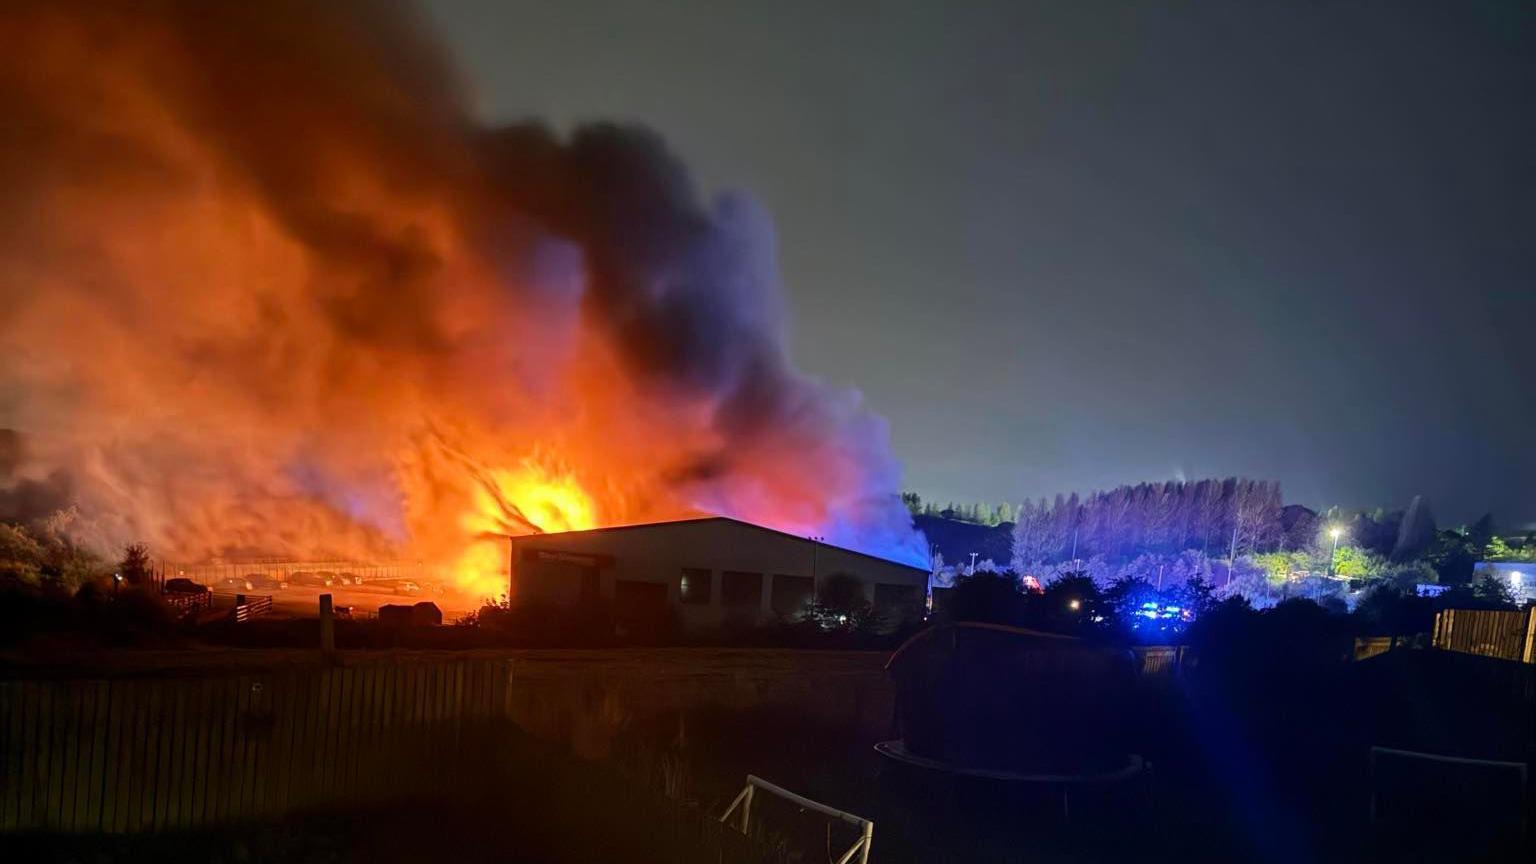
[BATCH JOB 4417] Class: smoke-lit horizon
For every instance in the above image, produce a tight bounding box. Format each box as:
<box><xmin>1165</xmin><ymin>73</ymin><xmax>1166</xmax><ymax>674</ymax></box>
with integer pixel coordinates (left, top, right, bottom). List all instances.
<box><xmin>0</xmin><ymin>0</ymin><xmax>926</xmax><ymax>590</ymax></box>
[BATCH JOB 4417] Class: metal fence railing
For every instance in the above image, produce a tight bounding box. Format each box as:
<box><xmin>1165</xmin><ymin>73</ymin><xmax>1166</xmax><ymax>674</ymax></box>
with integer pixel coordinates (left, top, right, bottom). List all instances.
<box><xmin>232</xmin><ymin>595</ymin><xmax>273</xmax><ymax>623</ymax></box>
<box><xmin>721</xmin><ymin>774</ymin><xmax>873</xmax><ymax>864</ymax></box>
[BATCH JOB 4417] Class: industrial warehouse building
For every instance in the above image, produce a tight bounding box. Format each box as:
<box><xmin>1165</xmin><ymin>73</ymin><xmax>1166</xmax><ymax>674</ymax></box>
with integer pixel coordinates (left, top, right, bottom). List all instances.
<box><xmin>508</xmin><ymin>517</ymin><xmax>929</xmax><ymax>631</ymax></box>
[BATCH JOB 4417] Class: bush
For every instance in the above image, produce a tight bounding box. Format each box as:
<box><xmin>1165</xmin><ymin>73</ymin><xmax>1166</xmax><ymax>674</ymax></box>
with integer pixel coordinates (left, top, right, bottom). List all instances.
<box><xmin>807</xmin><ymin>573</ymin><xmax>883</xmax><ymax>634</ymax></box>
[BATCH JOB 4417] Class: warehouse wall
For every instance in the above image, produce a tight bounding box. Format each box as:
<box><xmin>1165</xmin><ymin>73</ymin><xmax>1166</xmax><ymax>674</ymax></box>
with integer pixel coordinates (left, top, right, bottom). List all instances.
<box><xmin>511</xmin><ymin>518</ymin><xmax>927</xmax><ymax>630</ymax></box>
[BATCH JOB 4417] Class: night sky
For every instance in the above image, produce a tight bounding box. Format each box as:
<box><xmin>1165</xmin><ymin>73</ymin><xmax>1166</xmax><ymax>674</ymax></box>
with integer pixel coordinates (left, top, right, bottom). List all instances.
<box><xmin>425</xmin><ymin>1</ymin><xmax>1535</xmax><ymax>528</ymax></box>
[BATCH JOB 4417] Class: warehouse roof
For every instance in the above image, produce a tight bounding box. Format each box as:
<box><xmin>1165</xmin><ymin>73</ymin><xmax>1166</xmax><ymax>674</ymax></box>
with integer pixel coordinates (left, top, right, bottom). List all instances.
<box><xmin>508</xmin><ymin>516</ymin><xmax>928</xmax><ymax>574</ymax></box>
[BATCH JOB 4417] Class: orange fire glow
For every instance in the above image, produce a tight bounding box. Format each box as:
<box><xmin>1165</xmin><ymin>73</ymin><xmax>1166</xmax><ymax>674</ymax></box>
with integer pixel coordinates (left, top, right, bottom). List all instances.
<box><xmin>0</xmin><ymin>2</ymin><xmax>923</xmax><ymax>603</ymax></box>
<box><xmin>452</xmin><ymin>458</ymin><xmax>600</xmax><ymax>598</ymax></box>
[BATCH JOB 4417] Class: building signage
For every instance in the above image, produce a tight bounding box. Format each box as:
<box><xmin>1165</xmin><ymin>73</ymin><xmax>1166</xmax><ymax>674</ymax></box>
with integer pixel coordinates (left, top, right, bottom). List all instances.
<box><xmin>521</xmin><ymin>548</ymin><xmax>614</xmax><ymax>568</ymax></box>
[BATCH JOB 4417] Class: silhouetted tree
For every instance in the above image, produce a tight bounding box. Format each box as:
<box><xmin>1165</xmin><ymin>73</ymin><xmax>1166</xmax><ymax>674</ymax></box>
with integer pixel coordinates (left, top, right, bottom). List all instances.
<box><xmin>119</xmin><ymin>543</ymin><xmax>153</xmax><ymax>587</ymax></box>
<box><xmin>943</xmin><ymin>572</ymin><xmax>1027</xmax><ymax>625</ymax></box>
<box><xmin>1466</xmin><ymin>513</ymin><xmax>1496</xmax><ymax>559</ymax></box>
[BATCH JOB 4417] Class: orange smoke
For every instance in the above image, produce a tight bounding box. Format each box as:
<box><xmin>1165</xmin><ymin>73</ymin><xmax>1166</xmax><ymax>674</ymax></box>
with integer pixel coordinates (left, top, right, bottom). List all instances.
<box><xmin>0</xmin><ymin>1</ymin><xmax>923</xmax><ymax>599</ymax></box>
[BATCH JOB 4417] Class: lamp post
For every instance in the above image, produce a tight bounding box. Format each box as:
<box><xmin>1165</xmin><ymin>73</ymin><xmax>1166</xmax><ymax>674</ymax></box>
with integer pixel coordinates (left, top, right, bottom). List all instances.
<box><xmin>1326</xmin><ymin>526</ymin><xmax>1344</xmax><ymax>578</ymax></box>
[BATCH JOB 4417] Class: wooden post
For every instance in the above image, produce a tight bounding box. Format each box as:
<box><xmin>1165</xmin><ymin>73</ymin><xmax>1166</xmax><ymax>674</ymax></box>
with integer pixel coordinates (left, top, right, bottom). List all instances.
<box><xmin>1523</xmin><ymin>607</ymin><xmax>1536</xmax><ymax>665</ymax></box>
<box><xmin>319</xmin><ymin>594</ymin><xmax>336</xmax><ymax>657</ymax></box>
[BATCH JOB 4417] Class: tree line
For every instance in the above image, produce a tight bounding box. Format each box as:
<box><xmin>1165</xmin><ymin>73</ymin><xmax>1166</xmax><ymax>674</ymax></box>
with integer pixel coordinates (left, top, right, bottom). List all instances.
<box><xmin>1007</xmin><ymin>478</ymin><xmax>1284</xmax><ymax>570</ymax></box>
<box><xmin>912</xmin><ymin>478</ymin><xmax>1534</xmax><ymax>610</ymax></box>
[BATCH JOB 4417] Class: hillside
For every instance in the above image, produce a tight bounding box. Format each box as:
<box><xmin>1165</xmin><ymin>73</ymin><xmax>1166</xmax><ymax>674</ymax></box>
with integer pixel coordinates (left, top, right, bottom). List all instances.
<box><xmin>913</xmin><ymin>514</ymin><xmax>1012</xmax><ymax>568</ymax></box>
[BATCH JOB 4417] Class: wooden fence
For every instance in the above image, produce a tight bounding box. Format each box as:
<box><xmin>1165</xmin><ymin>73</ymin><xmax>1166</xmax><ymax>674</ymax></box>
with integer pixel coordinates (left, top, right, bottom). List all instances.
<box><xmin>1132</xmin><ymin>646</ymin><xmax>1185</xmax><ymax>678</ymax></box>
<box><xmin>0</xmin><ymin>657</ymin><xmax>513</xmax><ymax>834</ymax></box>
<box><xmin>1432</xmin><ymin>608</ymin><xmax>1536</xmax><ymax>663</ymax></box>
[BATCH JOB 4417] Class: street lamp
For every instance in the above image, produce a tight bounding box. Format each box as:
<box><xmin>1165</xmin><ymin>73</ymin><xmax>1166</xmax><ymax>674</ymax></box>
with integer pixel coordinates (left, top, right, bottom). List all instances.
<box><xmin>1326</xmin><ymin>526</ymin><xmax>1344</xmax><ymax>578</ymax></box>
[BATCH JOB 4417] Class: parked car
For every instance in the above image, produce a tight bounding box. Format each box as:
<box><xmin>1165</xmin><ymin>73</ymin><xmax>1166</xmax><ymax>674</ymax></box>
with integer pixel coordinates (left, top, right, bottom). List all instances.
<box><xmin>163</xmin><ymin>578</ymin><xmax>208</xmax><ymax>595</ymax></box>
<box><xmin>217</xmin><ymin>576</ymin><xmax>255</xmax><ymax>592</ymax></box>
<box><xmin>336</xmin><ymin>572</ymin><xmax>361</xmax><ymax>586</ymax></box>
<box><xmin>393</xmin><ymin>580</ymin><xmax>422</xmax><ymax>595</ymax></box>
<box><xmin>250</xmin><ymin>573</ymin><xmax>286</xmax><ymax>590</ymax></box>
<box><xmin>289</xmin><ymin>571</ymin><xmax>334</xmax><ymax>587</ymax></box>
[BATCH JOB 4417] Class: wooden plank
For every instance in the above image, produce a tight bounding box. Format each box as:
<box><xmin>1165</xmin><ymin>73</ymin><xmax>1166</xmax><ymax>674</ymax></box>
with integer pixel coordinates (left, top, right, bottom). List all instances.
<box><xmin>170</xmin><ymin>679</ymin><xmax>193</xmax><ymax>831</ymax></box>
<box><xmin>233</xmin><ymin>675</ymin><xmax>256</xmax><ymax>822</ymax></box>
<box><xmin>264</xmin><ymin>671</ymin><xmax>292</xmax><ymax>819</ymax></box>
<box><xmin>215</xmin><ymin>676</ymin><xmax>237</xmax><ymax>825</ymax></box>
<box><xmin>346</xmin><ymin>665</ymin><xmax>371</xmax><ymax>799</ymax></box>
<box><xmin>189</xmin><ymin>677</ymin><xmax>214</xmax><ymax>829</ymax></box>
<box><xmin>339</xmin><ymin>666</ymin><xmax>357</xmax><ymax>799</ymax></box>
<box><xmin>374</xmin><ymin>665</ymin><xmax>394</xmax><ymax>798</ymax></box>
<box><xmin>325</xmin><ymin>667</ymin><xmax>344</xmax><ymax>800</ymax></box>
<box><xmin>154</xmin><ymin>680</ymin><xmax>176</xmax><ymax>832</ymax></box>
<box><xmin>112</xmin><ymin>681</ymin><xmax>144</xmax><ymax>833</ymax></box>
<box><xmin>347</xmin><ymin>666</ymin><xmax>369</xmax><ymax>803</ymax></box>
<box><xmin>79</xmin><ymin>680</ymin><xmax>109</xmax><ymax>831</ymax></box>
<box><xmin>134</xmin><ymin>683</ymin><xmax>159</xmax><ymax>832</ymax></box>
<box><xmin>52</xmin><ymin>682</ymin><xmax>77</xmax><ymax>832</ymax></box>
<box><xmin>420</xmin><ymin>665</ymin><xmax>438</xmax><ymax>791</ymax></box>
<box><xmin>240</xmin><ymin>677</ymin><xmax>258</xmax><ymax>819</ymax></box>
<box><xmin>447</xmin><ymin>662</ymin><xmax>465</xmax><ymax>775</ymax></box>
<box><xmin>75</xmin><ymin>679</ymin><xmax>101</xmax><ymax>831</ymax></box>
<box><xmin>290</xmin><ymin>668</ymin><xmax>317</xmax><ymax>809</ymax></box>
<box><xmin>226</xmin><ymin>673</ymin><xmax>249</xmax><ymax>824</ymax></box>
<box><xmin>299</xmin><ymin>667</ymin><xmax>323</xmax><ymax>809</ymax></box>
<box><xmin>95</xmin><ymin>680</ymin><xmax>122</xmax><ymax>834</ymax></box>
<box><xmin>9</xmin><ymin>681</ymin><xmax>26</xmax><ymax>829</ymax></box>
<box><xmin>316</xmin><ymin>668</ymin><xmax>336</xmax><ymax>800</ymax></box>
<box><xmin>404</xmin><ymin>663</ymin><xmax>424</xmax><ymax>784</ymax></box>
<box><xmin>151</xmin><ymin>681</ymin><xmax>180</xmax><ymax>832</ymax></box>
<box><xmin>396</xmin><ymin>657</ymin><xmax>414</xmax><ymax>793</ymax></box>
<box><xmin>250</xmin><ymin>676</ymin><xmax>271</xmax><ymax>819</ymax></box>
<box><xmin>177</xmin><ymin>678</ymin><xmax>204</xmax><ymax>830</ymax></box>
<box><xmin>0</xmin><ymin>682</ymin><xmax>17</xmax><ymax>830</ymax></box>
<box><xmin>208</xmin><ymin>677</ymin><xmax>234</xmax><ymax>827</ymax></box>
<box><xmin>70</xmin><ymin>680</ymin><xmax>96</xmax><ymax>831</ymax></box>
<box><xmin>335</xmin><ymin>666</ymin><xmax>355</xmax><ymax>798</ymax></box>
<box><xmin>45</xmin><ymin>683</ymin><xmax>69</xmax><ymax>831</ymax></box>
<box><xmin>195</xmin><ymin>678</ymin><xmax>219</xmax><ymax>828</ymax></box>
<box><xmin>0</xmin><ymin>682</ymin><xmax>23</xmax><ymax>830</ymax></box>
<box><xmin>364</xmin><ymin>665</ymin><xmax>388</xmax><ymax>802</ymax></box>
<box><xmin>36</xmin><ymin>680</ymin><xmax>55</xmax><ymax>831</ymax></box>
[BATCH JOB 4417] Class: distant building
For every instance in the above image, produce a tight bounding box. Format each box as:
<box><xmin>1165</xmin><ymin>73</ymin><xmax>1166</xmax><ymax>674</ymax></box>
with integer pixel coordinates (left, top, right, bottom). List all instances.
<box><xmin>1473</xmin><ymin>561</ymin><xmax>1536</xmax><ymax>605</ymax></box>
<box><xmin>508</xmin><ymin>517</ymin><xmax>929</xmax><ymax>631</ymax></box>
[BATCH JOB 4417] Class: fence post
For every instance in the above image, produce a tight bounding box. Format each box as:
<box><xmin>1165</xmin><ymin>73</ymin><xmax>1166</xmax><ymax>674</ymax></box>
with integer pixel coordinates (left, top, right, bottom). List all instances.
<box><xmin>319</xmin><ymin>594</ymin><xmax>336</xmax><ymax>658</ymax></box>
<box><xmin>1523</xmin><ymin>607</ymin><xmax>1536</xmax><ymax>665</ymax></box>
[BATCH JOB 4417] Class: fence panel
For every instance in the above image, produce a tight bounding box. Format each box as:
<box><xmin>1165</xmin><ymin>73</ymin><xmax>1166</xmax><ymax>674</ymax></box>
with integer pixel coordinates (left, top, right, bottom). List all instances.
<box><xmin>0</xmin><ymin>657</ymin><xmax>515</xmax><ymax>834</ymax></box>
<box><xmin>1433</xmin><ymin>608</ymin><xmax>1536</xmax><ymax>663</ymax></box>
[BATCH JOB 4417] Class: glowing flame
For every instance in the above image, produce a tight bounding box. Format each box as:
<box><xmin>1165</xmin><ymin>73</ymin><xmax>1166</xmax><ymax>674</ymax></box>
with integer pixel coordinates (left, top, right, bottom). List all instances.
<box><xmin>452</xmin><ymin>458</ymin><xmax>599</xmax><ymax>599</ymax></box>
<box><xmin>0</xmin><ymin>1</ymin><xmax>928</xmax><ymax>604</ymax></box>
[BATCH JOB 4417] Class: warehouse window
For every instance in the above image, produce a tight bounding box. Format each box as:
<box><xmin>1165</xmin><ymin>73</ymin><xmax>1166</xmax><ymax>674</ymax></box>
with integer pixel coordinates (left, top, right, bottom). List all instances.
<box><xmin>771</xmin><ymin>575</ymin><xmax>814</xmax><ymax>618</ymax></box>
<box><xmin>679</xmin><ymin>568</ymin><xmax>712</xmax><ymax>605</ymax></box>
<box><xmin>721</xmin><ymin>571</ymin><xmax>764</xmax><ymax>607</ymax></box>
